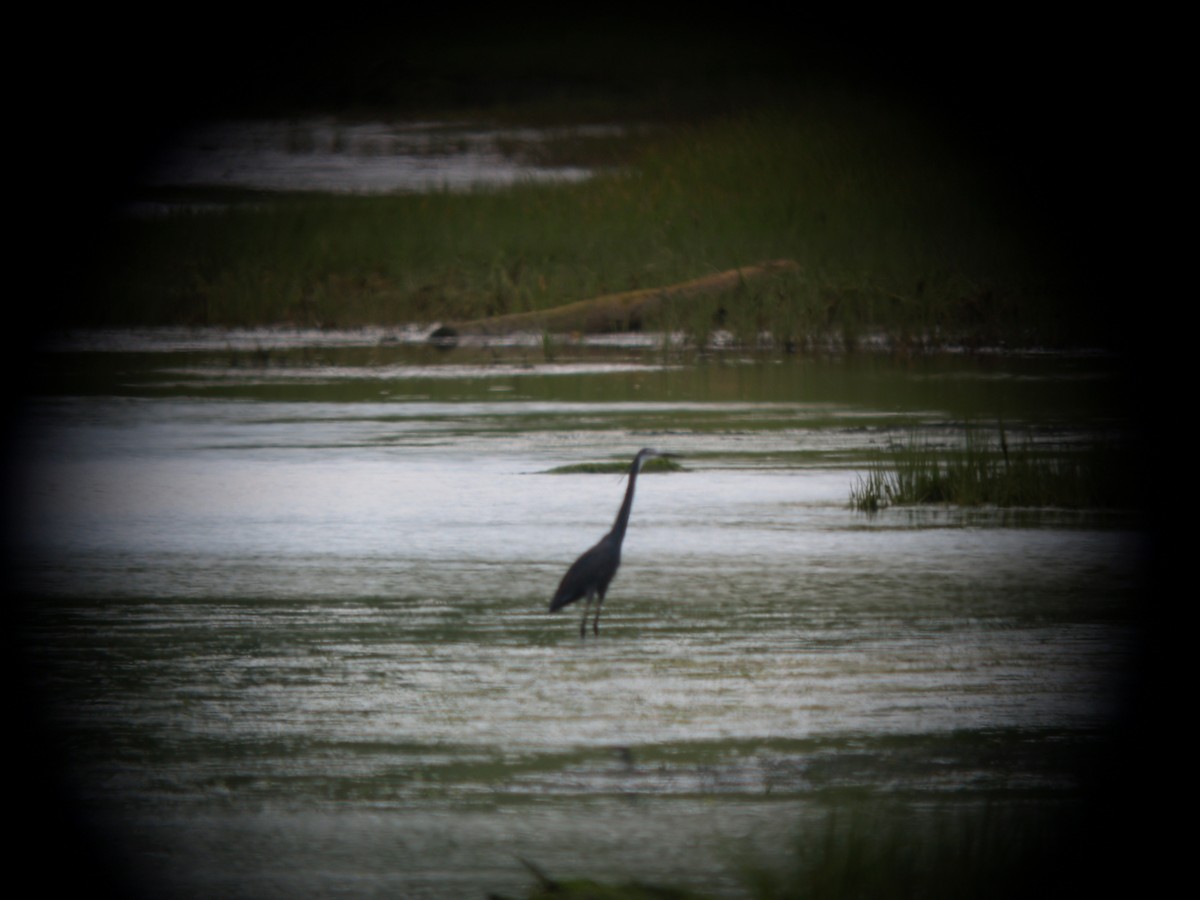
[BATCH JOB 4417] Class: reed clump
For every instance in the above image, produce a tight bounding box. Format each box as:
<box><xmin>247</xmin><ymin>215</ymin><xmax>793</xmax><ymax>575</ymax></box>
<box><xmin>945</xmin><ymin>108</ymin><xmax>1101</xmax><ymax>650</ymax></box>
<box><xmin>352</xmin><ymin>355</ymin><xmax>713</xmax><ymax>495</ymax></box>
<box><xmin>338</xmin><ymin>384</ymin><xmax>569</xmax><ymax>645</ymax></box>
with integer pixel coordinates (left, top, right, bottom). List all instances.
<box><xmin>850</xmin><ymin>425</ymin><xmax>1134</xmax><ymax>511</ymax></box>
<box><xmin>736</xmin><ymin>801</ymin><xmax>1120</xmax><ymax>900</ymax></box>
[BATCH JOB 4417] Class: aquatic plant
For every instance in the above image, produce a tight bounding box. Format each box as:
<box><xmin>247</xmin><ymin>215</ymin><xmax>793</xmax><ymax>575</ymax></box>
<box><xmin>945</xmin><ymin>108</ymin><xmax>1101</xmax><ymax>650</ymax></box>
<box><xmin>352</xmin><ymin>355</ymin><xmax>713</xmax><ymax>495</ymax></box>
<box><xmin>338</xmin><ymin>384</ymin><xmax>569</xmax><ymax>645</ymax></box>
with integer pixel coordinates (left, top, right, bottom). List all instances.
<box><xmin>850</xmin><ymin>425</ymin><xmax>1133</xmax><ymax>510</ymax></box>
<box><xmin>735</xmin><ymin>801</ymin><xmax>1113</xmax><ymax>900</ymax></box>
<box><xmin>546</xmin><ymin>457</ymin><xmax>683</xmax><ymax>475</ymax></box>
<box><xmin>501</xmin><ymin>801</ymin><xmax>1123</xmax><ymax>900</ymax></box>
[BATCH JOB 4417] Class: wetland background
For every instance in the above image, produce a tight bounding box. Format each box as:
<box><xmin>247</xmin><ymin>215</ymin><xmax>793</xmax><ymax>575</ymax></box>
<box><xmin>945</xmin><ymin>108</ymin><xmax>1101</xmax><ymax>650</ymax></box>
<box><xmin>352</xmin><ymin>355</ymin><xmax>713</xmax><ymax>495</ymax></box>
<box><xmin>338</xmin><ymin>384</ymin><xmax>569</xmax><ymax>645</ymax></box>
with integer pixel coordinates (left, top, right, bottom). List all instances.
<box><xmin>11</xmin><ymin>14</ymin><xmax>1158</xmax><ymax>900</ymax></box>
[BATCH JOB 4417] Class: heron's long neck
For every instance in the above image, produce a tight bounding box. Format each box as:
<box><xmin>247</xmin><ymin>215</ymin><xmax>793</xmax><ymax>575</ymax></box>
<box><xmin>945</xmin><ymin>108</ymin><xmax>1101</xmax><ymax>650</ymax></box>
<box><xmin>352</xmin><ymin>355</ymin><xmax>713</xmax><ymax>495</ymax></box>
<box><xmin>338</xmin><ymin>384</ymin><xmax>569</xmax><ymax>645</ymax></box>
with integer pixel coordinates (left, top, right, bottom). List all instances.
<box><xmin>609</xmin><ymin>459</ymin><xmax>644</xmax><ymax>542</ymax></box>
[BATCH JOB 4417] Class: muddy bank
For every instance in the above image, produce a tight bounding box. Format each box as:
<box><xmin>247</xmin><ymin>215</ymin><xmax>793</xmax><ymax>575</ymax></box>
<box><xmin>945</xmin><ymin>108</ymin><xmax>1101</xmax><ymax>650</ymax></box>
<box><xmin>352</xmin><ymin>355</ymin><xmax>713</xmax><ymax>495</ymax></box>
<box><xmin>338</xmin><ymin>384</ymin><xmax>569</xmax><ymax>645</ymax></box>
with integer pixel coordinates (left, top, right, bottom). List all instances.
<box><xmin>429</xmin><ymin>259</ymin><xmax>800</xmax><ymax>342</ymax></box>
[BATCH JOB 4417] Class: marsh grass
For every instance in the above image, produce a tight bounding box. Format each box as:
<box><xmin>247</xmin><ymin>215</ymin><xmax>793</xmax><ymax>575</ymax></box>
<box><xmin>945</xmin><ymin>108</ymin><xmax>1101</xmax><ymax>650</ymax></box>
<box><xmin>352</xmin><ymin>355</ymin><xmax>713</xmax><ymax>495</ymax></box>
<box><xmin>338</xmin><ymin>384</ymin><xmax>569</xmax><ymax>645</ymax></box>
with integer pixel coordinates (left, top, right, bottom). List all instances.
<box><xmin>546</xmin><ymin>457</ymin><xmax>684</xmax><ymax>475</ymax></box>
<box><xmin>851</xmin><ymin>425</ymin><xmax>1133</xmax><ymax>511</ymax></box>
<box><xmin>86</xmin><ymin>97</ymin><xmax>1079</xmax><ymax>348</ymax></box>
<box><xmin>504</xmin><ymin>802</ymin><xmax>1117</xmax><ymax>900</ymax></box>
<box><xmin>735</xmin><ymin>801</ymin><xmax>1109</xmax><ymax>900</ymax></box>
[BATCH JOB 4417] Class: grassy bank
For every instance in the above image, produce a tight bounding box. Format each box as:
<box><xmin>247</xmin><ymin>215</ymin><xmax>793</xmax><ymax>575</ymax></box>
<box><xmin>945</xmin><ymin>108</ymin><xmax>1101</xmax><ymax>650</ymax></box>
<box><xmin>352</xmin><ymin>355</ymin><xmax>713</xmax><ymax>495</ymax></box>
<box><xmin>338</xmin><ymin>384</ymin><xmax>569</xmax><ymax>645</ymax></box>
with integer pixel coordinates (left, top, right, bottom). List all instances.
<box><xmin>83</xmin><ymin>94</ymin><xmax>1086</xmax><ymax>349</ymax></box>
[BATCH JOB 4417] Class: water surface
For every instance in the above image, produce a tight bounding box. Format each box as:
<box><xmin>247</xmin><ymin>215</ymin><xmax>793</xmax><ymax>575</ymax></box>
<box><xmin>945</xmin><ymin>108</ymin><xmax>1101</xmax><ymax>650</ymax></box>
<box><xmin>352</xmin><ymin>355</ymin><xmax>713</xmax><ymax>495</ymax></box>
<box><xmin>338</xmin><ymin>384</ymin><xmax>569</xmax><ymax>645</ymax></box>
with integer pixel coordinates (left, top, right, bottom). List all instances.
<box><xmin>13</xmin><ymin>332</ymin><xmax>1140</xmax><ymax>898</ymax></box>
<box><xmin>136</xmin><ymin>119</ymin><xmax>609</xmax><ymax>198</ymax></box>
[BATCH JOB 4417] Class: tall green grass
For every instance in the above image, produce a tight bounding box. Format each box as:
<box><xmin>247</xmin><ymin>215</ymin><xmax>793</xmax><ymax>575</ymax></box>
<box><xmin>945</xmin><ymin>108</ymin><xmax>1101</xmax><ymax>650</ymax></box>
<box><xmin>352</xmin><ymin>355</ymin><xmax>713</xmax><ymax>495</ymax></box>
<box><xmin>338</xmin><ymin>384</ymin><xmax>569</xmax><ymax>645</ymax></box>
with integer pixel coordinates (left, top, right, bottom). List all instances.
<box><xmin>850</xmin><ymin>425</ymin><xmax>1135</xmax><ymax>511</ymax></box>
<box><xmin>736</xmin><ymin>801</ymin><xmax>1121</xmax><ymax>900</ymax></box>
<box><xmin>87</xmin><ymin>97</ymin><xmax>1074</xmax><ymax>347</ymax></box>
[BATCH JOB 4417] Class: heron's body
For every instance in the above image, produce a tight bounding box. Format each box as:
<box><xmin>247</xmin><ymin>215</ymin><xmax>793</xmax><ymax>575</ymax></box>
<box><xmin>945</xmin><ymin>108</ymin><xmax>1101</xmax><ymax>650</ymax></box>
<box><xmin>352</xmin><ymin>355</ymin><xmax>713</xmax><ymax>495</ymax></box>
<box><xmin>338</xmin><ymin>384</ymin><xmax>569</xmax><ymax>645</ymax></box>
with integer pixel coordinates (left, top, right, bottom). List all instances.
<box><xmin>550</xmin><ymin>448</ymin><xmax>668</xmax><ymax>637</ymax></box>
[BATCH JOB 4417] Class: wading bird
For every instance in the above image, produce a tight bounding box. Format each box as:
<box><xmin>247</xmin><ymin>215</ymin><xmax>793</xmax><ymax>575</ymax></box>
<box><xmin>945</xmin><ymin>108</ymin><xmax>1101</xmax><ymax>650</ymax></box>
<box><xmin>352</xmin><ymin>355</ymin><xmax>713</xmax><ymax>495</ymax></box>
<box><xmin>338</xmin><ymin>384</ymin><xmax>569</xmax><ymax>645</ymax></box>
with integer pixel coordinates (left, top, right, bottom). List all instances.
<box><xmin>549</xmin><ymin>448</ymin><xmax>673</xmax><ymax>637</ymax></box>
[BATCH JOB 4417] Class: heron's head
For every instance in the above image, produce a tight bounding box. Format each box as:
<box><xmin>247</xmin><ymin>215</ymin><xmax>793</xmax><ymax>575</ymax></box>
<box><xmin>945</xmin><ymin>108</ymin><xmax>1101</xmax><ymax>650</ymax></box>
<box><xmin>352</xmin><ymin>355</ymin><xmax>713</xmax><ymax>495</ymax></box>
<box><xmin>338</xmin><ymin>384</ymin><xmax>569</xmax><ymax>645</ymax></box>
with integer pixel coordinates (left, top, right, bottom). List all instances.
<box><xmin>633</xmin><ymin>447</ymin><xmax>677</xmax><ymax>470</ymax></box>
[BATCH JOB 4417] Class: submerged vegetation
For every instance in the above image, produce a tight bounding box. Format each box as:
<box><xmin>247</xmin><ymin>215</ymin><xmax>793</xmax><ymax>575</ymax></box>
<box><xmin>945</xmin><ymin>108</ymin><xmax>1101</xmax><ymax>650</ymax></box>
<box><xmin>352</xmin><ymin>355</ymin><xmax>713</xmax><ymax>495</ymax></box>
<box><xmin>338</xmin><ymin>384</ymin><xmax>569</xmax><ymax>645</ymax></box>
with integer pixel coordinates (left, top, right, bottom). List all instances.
<box><xmin>547</xmin><ymin>457</ymin><xmax>684</xmax><ymax>475</ymax></box>
<box><xmin>83</xmin><ymin>95</ymin><xmax>1088</xmax><ymax>351</ymax></box>
<box><xmin>850</xmin><ymin>424</ymin><xmax>1136</xmax><ymax>511</ymax></box>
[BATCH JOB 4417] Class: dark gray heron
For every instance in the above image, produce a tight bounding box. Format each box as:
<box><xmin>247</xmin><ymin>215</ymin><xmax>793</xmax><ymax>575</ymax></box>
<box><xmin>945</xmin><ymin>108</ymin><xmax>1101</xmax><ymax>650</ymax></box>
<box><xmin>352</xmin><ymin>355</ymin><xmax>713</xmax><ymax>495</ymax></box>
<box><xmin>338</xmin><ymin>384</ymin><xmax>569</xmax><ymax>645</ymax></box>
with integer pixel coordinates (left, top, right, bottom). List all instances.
<box><xmin>549</xmin><ymin>448</ymin><xmax>673</xmax><ymax>637</ymax></box>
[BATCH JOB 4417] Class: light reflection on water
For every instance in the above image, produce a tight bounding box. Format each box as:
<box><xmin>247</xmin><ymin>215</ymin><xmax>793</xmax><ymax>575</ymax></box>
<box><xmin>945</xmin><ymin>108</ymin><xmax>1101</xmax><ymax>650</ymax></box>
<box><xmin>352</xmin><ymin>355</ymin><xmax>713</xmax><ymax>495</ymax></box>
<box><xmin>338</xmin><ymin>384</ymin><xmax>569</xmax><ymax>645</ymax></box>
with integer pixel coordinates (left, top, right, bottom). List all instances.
<box><xmin>138</xmin><ymin>119</ymin><xmax>609</xmax><ymax>196</ymax></box>
<box><xmin>14</xmin><ymin>336</ymin><xmax>1140</xmax><ymax>898</ymax></box>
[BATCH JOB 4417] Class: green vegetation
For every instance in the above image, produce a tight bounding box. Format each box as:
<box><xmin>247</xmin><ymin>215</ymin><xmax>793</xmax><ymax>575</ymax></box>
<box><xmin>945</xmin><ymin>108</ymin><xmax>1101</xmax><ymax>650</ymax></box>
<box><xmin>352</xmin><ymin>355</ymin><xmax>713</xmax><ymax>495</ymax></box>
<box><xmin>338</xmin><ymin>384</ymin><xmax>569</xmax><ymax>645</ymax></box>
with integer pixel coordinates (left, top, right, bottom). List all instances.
<box><xmin>546</xmin><ymin>457</ymin><xmax>684</xmax><ymax>475</ymax></box>
<box><xmin>734</xmin><ymin>802</ymin><xmax>1109</xmax><ymax>900</ymax></box>
<box><xmin>497</xmin><ymin>858</ymin><xmax>715</xmax><ymax>899</ymax></box>
<box><xmin>85</xmin><ymin>95</ymin><xmax>1082</xmax><ymax>350</ymax></box>
<box><xmin>850</xmin><ymin>424</ymin><xmax>1135</xmax><ymax>511</ymax></box>
<box><xmin>503</xmin><ymin>801</ymin><xmax>1117</xmax><ymax>900</ymax></box>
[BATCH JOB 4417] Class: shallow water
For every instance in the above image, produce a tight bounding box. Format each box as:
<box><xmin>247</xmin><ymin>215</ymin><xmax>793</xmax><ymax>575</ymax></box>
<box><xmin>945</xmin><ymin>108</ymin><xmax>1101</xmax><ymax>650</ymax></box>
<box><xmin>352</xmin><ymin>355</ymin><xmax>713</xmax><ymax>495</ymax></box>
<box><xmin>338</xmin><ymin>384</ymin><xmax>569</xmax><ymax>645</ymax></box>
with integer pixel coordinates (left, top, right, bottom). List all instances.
<box><xmin>13</xmin><ymin>332</ymin><xmax>1140</xmax><ymax>898</ymax></box>
<box><xmin>135</xmin><ymin>119</ymin><xmax>607</xmax><ymax>199</ymax></box>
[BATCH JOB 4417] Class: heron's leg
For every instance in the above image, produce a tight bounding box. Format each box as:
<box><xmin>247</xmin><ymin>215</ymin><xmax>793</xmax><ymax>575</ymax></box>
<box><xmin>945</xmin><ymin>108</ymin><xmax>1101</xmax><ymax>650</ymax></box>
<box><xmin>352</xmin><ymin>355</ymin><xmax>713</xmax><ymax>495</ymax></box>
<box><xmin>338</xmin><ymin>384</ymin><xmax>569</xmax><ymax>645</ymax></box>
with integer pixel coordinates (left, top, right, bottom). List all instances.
<box><xmin>579</xmin><ymin>596</ymin><xmax>592</xmax><ymax>638</ymax></box>
<box><xmin>593</xmin><ymin>589</ymin><xmax>606</xmax><ymax>635</ymax></box>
